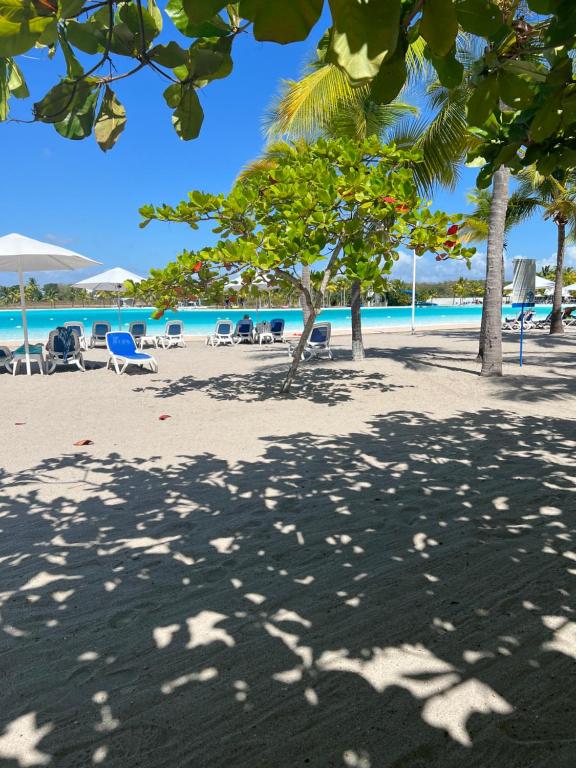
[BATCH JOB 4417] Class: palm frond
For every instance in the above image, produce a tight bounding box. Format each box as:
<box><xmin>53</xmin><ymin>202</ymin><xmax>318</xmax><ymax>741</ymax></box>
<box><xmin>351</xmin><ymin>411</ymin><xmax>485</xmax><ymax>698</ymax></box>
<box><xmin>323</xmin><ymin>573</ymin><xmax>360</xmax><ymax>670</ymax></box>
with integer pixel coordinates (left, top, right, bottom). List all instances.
<box><xmin>264</xmin><ymin>65</ymin><xmax>369</xmax><ymax>141</ymax></box>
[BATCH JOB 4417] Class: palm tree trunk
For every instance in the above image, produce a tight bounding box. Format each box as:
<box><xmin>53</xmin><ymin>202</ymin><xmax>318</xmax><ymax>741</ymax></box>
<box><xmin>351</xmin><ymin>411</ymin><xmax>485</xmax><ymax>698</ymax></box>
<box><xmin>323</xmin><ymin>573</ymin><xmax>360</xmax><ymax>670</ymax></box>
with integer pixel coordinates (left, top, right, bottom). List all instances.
<box><xmin>550</xmin><ymin>221</ymin><xmax>566</xmax><ymax>335</ymax></box>
<box><xmin>480</xmin><ymin>165</ymin><xmax>509</xmax><ymax>377</ymax></box>
<box><xmin>300</xmin><ymin>264</ymin><xmax>312</xmax><ymax>323</ymax></box>
<box><xmin>350</xmin><ymin>279</ymin><xmax>365</xmax><ymax>361</ymax></box>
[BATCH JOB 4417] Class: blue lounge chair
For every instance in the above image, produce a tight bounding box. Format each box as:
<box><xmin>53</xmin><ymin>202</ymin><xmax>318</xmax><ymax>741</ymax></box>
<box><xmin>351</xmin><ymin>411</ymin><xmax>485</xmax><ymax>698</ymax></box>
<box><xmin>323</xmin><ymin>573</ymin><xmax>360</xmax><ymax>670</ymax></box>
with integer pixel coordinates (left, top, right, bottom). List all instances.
<box><xmin>158</xmin><ymin>320</ymin><xmax>186</xmax><ymax>349</ymax></box>
<box><xmin>270</xmin><ymin>318</ymin><xmax>285</xmax><ymax>342</ymax></box>
<box><xmin>106</xmin><ymin>332</ymin><xmax>158</xmax><ymax>375</ymax></box>
<box><xmin>0</xmin><ymin>346</ymin><xmax>13</xmax><ymax>373</ymax></box>
<box><xmin>288</xmin><ymin>322</ymin><xmax>333</xmax><ymax>361</ymax></box>
<box><xmin>234</xmin><ymin>317</ymin><xmax>254</xmax><ymax>344</ymax></box>
<box><xmin>206</xmin><ymin>319</ymin><xmax>235</xmax><ymax>347</ymax></box>
<box><xmin>46</xmin><ymin>327</ymin><xmax>85</xmax><ymax>373</ymax></box>
<box><xmin>90</xmin><ymin>321</ymin><xmax>112</xmax><ymax>348</ymax></box>
<box><xmin>63</xmin><ymin>321</ymin><xmax>87</xmax><ymax>350</ymax></box>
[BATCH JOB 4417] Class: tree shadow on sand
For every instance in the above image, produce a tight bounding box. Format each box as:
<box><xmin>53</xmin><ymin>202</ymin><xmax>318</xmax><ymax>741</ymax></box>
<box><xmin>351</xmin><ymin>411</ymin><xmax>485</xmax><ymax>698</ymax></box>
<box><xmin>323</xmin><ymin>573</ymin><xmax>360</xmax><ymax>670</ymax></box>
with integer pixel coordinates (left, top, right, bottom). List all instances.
<box><xmin>1</xmin><ymin>409</ymin><xmax>576</xmax><ymax>767</ymax></box>
<box><xmin>133</xmin><ymin>366</ymin><xmax>410</xmax><ymax>404</ymax></box>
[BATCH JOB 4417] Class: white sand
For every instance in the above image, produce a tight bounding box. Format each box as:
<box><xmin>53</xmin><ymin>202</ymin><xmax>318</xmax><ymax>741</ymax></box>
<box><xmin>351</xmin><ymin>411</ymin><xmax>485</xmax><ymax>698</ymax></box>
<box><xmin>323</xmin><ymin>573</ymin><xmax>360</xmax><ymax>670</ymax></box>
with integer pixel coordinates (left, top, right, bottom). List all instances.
<box><xmin>1</xmin><ymin>328</ymin><xmax>575</xmax><ymax>767</ymax></box>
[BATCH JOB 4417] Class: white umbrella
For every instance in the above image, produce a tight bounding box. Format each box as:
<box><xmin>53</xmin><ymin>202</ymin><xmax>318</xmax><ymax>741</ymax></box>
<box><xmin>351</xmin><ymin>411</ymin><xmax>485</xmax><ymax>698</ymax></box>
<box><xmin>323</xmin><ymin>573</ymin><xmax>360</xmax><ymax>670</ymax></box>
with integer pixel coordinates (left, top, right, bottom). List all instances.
<box><xmin>74</xmin><ymin>267</ymin><xmax>144</xmax><ymax>329</ymax></box>
<box><xmin>504</xmin><ymin>275</ymin><xmax>554</xmax><ymax>291</ymax></box>
<box><xmin>0</xmin><ymin>233</ymin><xmax>100</xmax><ymax>375</ymax></box>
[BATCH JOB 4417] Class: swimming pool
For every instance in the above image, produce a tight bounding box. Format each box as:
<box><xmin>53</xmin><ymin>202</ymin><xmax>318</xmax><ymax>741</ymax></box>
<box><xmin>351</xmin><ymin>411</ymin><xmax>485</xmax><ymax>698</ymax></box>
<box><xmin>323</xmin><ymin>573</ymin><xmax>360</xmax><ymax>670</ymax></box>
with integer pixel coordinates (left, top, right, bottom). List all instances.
<box><xmin>0</xmin><ymin>304</ymin><xmax>553</xmax><ymax>342</ymax></box>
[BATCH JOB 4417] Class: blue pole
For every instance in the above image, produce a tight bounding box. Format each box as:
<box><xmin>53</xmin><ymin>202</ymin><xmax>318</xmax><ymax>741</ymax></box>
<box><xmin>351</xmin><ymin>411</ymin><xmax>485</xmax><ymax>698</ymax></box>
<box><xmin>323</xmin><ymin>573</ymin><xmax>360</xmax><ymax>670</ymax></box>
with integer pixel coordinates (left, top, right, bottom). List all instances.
<box><xmin>519</xmin><ymin>302</ymin><xmax>524</xmax><ymax>367</ymax></box>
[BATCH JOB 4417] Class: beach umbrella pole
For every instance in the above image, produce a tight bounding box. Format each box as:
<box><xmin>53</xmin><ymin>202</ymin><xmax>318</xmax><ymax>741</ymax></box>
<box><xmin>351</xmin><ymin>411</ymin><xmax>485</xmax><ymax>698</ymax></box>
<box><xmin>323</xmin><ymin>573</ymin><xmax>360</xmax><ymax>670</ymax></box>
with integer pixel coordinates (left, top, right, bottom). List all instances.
<box><xmin>117</xmin><ymin>293</ymin><xmax>122</xmax><ymax>330</ymax></box>
<box><xmin>18</xmin><ymin>262</ymin><xmax>31</xmax><ymax>375</ymax></box>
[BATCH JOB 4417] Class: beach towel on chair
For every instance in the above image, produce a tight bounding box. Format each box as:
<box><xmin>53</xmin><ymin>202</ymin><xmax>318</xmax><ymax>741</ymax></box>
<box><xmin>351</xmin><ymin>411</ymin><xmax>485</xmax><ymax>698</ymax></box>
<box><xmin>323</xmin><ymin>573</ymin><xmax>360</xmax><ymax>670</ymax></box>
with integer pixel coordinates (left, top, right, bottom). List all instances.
<box><xmin>55</xmin><ymin>326</ymin><xmax>76</xmax><ymax>364</ymax></box>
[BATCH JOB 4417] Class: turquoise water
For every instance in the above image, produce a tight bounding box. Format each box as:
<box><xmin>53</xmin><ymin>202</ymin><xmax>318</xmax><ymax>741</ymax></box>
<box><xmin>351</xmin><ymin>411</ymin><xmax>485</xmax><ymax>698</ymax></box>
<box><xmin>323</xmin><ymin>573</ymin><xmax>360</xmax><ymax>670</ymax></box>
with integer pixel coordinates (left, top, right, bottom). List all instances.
<box><xmin>0</xmin><ymin>304</ymin><xmax>553</xmax><ymax>342</ymax></box>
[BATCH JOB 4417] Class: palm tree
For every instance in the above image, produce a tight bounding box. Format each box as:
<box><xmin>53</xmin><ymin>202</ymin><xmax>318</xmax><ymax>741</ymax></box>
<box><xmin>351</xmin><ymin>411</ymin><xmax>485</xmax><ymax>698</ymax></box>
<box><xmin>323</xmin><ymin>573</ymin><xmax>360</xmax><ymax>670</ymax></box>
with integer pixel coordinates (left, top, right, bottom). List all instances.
<box><xmin>514</xmin><ymin>168</ymin><xmax>576</xmax><ymax>334</ymax></box>
<box><xmin>43</xmin><ymin>285</ymin><xmax>60</xmax><ymax>307</ymax></box>
<box><xmin>462</xmin><ymin>183</ymin><xmax>537</xmax><ymax>365</ymax></box>
<box><xmin>25</xmin><ymin>277</ymin><xmax>43</xmax><ymax>303</ymax></box>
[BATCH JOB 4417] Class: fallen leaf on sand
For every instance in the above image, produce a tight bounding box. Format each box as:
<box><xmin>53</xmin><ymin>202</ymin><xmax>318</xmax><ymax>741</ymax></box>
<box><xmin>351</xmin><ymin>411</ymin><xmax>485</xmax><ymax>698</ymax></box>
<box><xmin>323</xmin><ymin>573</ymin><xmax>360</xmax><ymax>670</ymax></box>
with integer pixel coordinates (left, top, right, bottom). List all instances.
<box><xmin>159</xmin><ymin>415</ymin><xmax>171</xmax><ymax>421</ymax></box>
<box><xmin>73</xmin><ymin>439</ymin><xmax>94</xmax><ymax>446</ymax></box>
<box><xmin>14</xmin><ymin>422</ymin><xmax>26</xmax><ymax>426</ymax></box>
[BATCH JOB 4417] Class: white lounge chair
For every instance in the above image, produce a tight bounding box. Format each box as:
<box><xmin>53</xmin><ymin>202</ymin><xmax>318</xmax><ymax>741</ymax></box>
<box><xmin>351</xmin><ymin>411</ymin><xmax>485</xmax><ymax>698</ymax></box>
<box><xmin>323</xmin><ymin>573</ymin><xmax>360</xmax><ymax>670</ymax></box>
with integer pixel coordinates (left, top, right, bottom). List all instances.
<box><xmin>270</xmin><ymin>318</ymin><xmax>286</xmax><ymax>342</ymax></box>
<box><xmin>46</xmin><ymin>328</ymin><xmax>85</xmax><ymax>373</ymax></box>
<box><xmin>63</xmin><ymin>321</ymin><xmax>87</xmax><ymax>350</ymax></box>
<box><xmin>106</xmin><ymin>332</ymin><xmax>158</xmax><ymax>374</ymax></box>
<box><xmin>234</xmin><ymin>317</ymin><xmax>254</xmax><ymax>344</ymax></box>
<box><xmin>288</xmin><ymin>322</ymin><xmax>333</xmax><ymax>361</ymax></box>
<box><xmin>128</xmin><ymin>320</ymin><xmax>147</xmax><ymax>346</ymax></box>
<box><xmin>206</xmin><ymin>319</ymin><xmax>235</xmax><ymax>347</ymax></box>
<box><xmin>90</xmin><ymin>321</ymin><xmax>112</xmax><ymax>348</ymax></box>
<box><xmin>502</xmin><ymin>309</ymin><xmax>535</xmax><ymax>331</ymax></box>
<box><xmin>158</xmin><ymin>320</ymin><xmax>186</xmax><ymax>349</ymax></box>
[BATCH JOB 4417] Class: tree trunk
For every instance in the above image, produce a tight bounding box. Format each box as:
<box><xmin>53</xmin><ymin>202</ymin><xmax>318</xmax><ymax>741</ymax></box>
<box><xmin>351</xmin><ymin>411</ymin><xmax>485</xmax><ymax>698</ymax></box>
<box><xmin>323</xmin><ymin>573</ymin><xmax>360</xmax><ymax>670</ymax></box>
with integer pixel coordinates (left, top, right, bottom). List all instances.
<box><xmin>350</xmin><ymin>279</ymin><xmax>365</xmax><ymax>361</ymax></box>
<box><xmin>550</xmin><ymin>221</ymin><xmax>566</xmax><ymax>335</ymax></box>
<box><xmin>280</xmin><ymin>307</ymin><xmax>318</xmax><ymax>394</ymax></box>
<box><xmin>480</xmin><ymin>165</ymin><xmax>509</xmax><ymax>377</ymax></box>
<box><xmin>300</xmin><ymin>264</ymin><xmax>312</xmax><ymax>323</ymax></box>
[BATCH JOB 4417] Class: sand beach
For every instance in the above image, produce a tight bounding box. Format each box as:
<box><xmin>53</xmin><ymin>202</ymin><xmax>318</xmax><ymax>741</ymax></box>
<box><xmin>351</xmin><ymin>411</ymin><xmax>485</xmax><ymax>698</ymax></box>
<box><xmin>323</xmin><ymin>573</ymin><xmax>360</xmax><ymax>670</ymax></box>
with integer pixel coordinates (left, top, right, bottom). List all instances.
<box><xmin>1</xmin><ymin>328</ymin><xmax>575</xmax><ymax>767</ymax></box>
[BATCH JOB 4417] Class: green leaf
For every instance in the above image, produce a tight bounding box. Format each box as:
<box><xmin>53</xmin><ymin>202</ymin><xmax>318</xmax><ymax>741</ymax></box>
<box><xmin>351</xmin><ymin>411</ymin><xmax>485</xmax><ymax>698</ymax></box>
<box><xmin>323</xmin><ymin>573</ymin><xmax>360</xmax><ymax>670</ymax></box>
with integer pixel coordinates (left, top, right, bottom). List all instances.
<box><xmin>165</xmin><ymin>0</ymin><xmax>230</xmax><ymax>36</ymax></box>
<box><xmin>149</xmin><ymin>41</ymin><xmax>188</xmax><ymax>68</ymax></box>
<box><xmin>327</xmin><ymin>0</ymin><xmax>401</xmax><ymax>82</ymax></box>
<box><xmin>455</xmin><ymin>0</ymin><xmax>503</xmax><ymax>37</ymax></box>
<box><xmin>7</xmin><ymin>58</ymin><xmax>28</xmax><ymax>97</ymax></box>
<box><xmin>529</xmin><ymin>95</ymin><xmax>562</xmax><ymax>142</ymax></box>
<box><xmin>172</xmin><ymin>84</ymin><xmax>204</xmax><ymax>139</ymax></box>
<box><xmin>497</xmin><ymin>71</ymin><xmax>534</xmax><ymax>110</ymax></box>
<box><xmin>94</xmin><ymin>85</ymin><xmax>126</xmax><ymax>151</ymax></box>
<box><xmin>526</xmin><ymin>0</ymin><xmax>553</xmax><ymax>10</ymax></box>
<box><xmin>66</xmin><ymin>19</ymin><xmax>103</xmax><ymax>53</ymax></box>
<box><xmin>0</xmin><ymin>0</ymin><xmax>55</xmax><ymax>56</ymax></box>
<box><xmin>118</xmin><ymin>2</ymin><xmax>162</xmax><ymax>49</ymax></box>
<box><xmin>34</xmin><ymin>78</ymin><xmax>92</xmax><ymax>123</ymax></box>
<box><xmin>59</xmin><ymin>31</ymin><xmax>83</xmax><ymax>78</ymax></box>
<box><xmin>370</xmin><ymin>45</ymin><xmax>406</xmax><ymax>104</ymax></box>
<box><xmin>189</xmin><ymin>36</ymin><xmax>233</xmax><ymax>84</ymax></box>
<box><xmin>467</xmin><ymin>74</ymin><xmax>499</xmax><ymax>126</ymax></box>
<box><xmin>163</xmin><ymin>82</ymin><xmax>181</xmax><ymax>108</ymax></box>
<box><xmin>240</xmin><ymin>0</ymin><xmax>323</xmax><ymax>43</ymax></box>
<box><xmin>58</xmin><ymin>0</ymin><xmax>84</xmax><ymax>18</ymax></box>
<box><xmin>420</xmin><ymin>0</ymin><xmax>458</xmax><ymax>57</ymax></box>
<box><xmin>181</xmin><ymin>0</ymin><xmax>226</xmax><ymax>23</ymax></box>
<box><xmin>54</xmin><ymin>84</ymin><xmax>98</xmax><ymax>139</ymax></box>
<box><xmin>0</xmin><ymin>59</ymin><xmax>8</xmax><ymax>121</ymax></box>
<box><xmin>431</xmin><ymin>47</ymin><xmax>464</xmax><ymax>89</ymax></box>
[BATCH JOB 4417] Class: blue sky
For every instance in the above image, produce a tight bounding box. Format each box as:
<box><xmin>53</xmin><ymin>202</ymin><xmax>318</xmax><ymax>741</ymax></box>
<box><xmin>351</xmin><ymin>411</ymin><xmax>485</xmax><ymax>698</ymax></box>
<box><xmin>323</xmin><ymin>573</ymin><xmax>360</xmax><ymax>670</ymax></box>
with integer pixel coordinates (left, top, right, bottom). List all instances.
<box><xmin>0</xmin><ymin>13</ymin><xmax>569</xmax><ymax>286</ymax></box>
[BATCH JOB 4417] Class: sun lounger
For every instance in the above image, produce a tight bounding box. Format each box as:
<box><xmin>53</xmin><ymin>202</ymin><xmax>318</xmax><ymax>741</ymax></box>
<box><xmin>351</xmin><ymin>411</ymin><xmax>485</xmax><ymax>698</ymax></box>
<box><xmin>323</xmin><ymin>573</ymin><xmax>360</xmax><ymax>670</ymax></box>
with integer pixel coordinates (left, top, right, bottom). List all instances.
<box><xmin>90</xmin><ymin>321</ymin><xmax>112</xmax><ymax>348</ymax></box>
<box><xmin>288</xmin><ymin>322</ymin><xmax>333</xmax><ymax>361</ymax></box>
<box><xmin>206</xmin><ymin>319</ymin><xmax>235</xmax><ymax>347</ymax></box>
<box><xmin>270</xmin><ymin>318</ymin><xmax>286</xmax><ymax>342</ymax></box>
<box><xmin>106</xmin><ymin>332</ymin><xmax>158</xmax><ymax>374</ymax></box>
<box><xmin>0</xmin><ymin>346</ymin><xmax>13</xmax><ymax>373</ymax></box>
<box><xmin>502</xmin><ymin>310</ymin><xmax>535</xmax><ymax>331</ymax></box>
<box><xmin>46</xmin><ymin>327</ymin><xmax>85</xmax><ymax>373</ymax></box>
<box><xmin>128</xmin><ymin>320</ymin><xmax>147</xmax><ymax>345</ymax></box>
<box><xmin>234</xmin><ymin>318</ymin><xmax>254</xmax><ymax>344</ymax></box>
<box><xmin>157</xmin><ymin>320</ymin><xmax>186</xmax><ymax>349</ymax></box>
<box><xmin>63</xmin><ymin>321</ymin><xmax>87</xmax><ymax>350</ymax></box>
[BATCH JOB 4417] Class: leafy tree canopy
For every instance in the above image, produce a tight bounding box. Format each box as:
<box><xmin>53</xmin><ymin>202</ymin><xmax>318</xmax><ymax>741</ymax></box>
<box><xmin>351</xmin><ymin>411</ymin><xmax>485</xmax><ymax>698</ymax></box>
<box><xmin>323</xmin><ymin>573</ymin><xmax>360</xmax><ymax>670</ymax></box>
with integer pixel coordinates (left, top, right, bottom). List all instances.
<box><xmin>1</xmin><ymin>0</ymin><xmax>574</xmax><ymax>180</ymax></box>
<box><xmin>131</xmin><ymin>137</ymin><xmax>475</xmax><ymax>314</ymax></box>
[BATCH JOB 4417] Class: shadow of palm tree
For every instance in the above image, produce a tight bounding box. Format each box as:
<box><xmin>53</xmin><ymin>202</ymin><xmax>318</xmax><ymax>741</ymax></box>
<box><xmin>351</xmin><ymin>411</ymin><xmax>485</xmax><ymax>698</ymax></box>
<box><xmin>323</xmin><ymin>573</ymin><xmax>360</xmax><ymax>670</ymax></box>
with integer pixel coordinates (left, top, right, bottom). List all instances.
<box><xmin>1</xmin><ymin>409</ymin><xmax>576</xmax><ymax>766</ymax></box>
